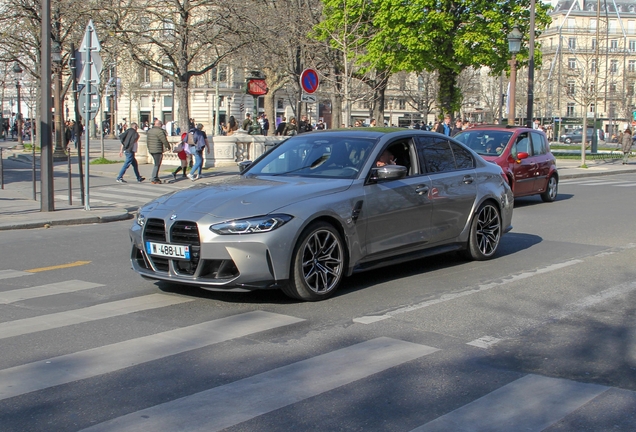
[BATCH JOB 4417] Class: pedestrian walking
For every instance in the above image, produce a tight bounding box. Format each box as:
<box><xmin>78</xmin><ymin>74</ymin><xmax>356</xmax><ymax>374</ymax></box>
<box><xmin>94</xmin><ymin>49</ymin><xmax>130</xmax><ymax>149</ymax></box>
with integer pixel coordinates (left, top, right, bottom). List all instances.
<box><xmin>275</xmin><ymin>116</ymin><xmax>287</xmax><ymax>136</ymax></box>
<box><xmin>242</xmin><ymin>113</ymin><xmax>253</xmax><ymax>131</ymax></box>
<box><xmin>187</xmin><ymin>123</ymin><xmax>210</xmax><ymax>181</ymax></box>
<box><xmin>260</xmin><ymin>114</ymin><xmax>270</xmax><ymax>136</ymax></box>
<box><xmin>146</xmin><ymin>119</ymin><xmax>171</xmax><ymax>184</ymax></box>
<box><xmin>172</xmin><ymin>132</ymin><xmax>189</xmax><ymax>180</ymax></box>
<box><xmin>620</xmin><ymin>127</ymin><xmax>633</xmax><ymax>165</ymax></box>
<box><xmin>116</xmin><ymin>123</ymin><xmax>145</xmax><ymax>183</ymax></box>
<box><xmin>282</xmin><ymin>117</ymin><xmax>298</xmax><ymax>136</ymax></box>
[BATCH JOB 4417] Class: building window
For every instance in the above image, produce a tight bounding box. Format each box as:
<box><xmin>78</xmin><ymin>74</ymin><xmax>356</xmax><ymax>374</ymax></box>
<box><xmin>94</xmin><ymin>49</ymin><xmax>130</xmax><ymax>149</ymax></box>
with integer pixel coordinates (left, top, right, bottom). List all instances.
<box><xmin>590</xmin><ymin>19</ymin><xmax>597</xmax><ymax>30</ymax></box>
<box><xmin>629</xmin><ymin>60</ymin><xmax>636</xmax><ymax>72</ymax></box>
<box><xmin>628</xmin><ymin>84</ymin><xmax>635</xmax><ymax>96</ymax></box>
<box><xmin>589</xmin><ymin>103</ymin><xmax>595</xmax><ymax>113</ymax></box>
<box><xmin>141</xmin><ymin>95</ymin><xmax>149</xmax><ymax>108</ymax></box>
<box><xmin>277</xmin><ymin>99</ymin><xmax>284</xmax><ymax>109</ymax></box>
<box><xmin>568</xmin><ymin>58</ymin><xmax>576</xmax><ymax>69</ymax></box>
<box><xmin>610</xmin><ymin>60</ymin><xmax>618</xmax><ymax>74</ymax></box>
<box><xmin>399</xmin><ymin>99</ymin><xmax>406</xmax><ymax>110</ymax></box>
<box><xmin>163</xmin><ymin>96</ymin><xmax>173</xmax><ymax>108</ymax></box>
<box><xmin>141</xmin><ymin>67</ymin><xmax>150</xmax><ymax>83</ymax></box>
<box><xmin>610</xmin><ymin>39</ymin><xmax>618</xmax><ymax>51</ymax></box>
<box><xmin>548</xmin><ymin>81</ymin><xmax>553</xmax><ymax>95</ymax></box>
<box><xmin>589</xmin><ymin>84</ymin><xmax>595</xmax><ymax>93</ymax></box>
<box><xmin>592</xmin><ymin>39</ymin><xmax>597</xmax><ymax>50</ymax></box>
<box><xmin>610</xmin><ymin>83</ymin><xmax>617</xmax><ymax>94</ymax></box>
<box><xmin>630</xmin><ymin>40</ymin><xmax>636</xmax><ymax>52</ymax></box>
<box><xmin>566</xmin><ymin>103</ymin><xmax>575</xmax><ymax>117</ymax></box>
<box><xmin>568</xmin><ymin>37</ymin><xmax>576</xmax><ymax>49</ymax></box>
<box><xmin>567</xmin><ymin>81</ymin><xmax>575</xmax><ymax>96</ymax></box>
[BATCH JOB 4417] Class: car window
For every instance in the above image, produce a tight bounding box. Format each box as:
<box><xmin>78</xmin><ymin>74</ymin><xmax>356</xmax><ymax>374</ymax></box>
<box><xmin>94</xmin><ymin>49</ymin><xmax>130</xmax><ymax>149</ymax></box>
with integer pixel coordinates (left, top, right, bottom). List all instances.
<box><xmin>530</xmin><ymin>131</ymin><xmax>547</xmax><ymax>155</ymax></box>
<box><xmin>511</xmin><ymin>132</ymin><xmax>531</xmax><ymax>156</ymax></box>
<box><xmin>416</xmin><ymin>137</ymin><xmax>457</xmax><ymax>173</ymax></box>
<box><xmin>248</xmin><ymin>135</ymin><xmax>376</xmax><ymax>178</ymax></box>
<box><xmin>450</xmin><ymin>142</ymin><xmax>475</xmax><ymax>169</ymax></box>
<box><xmin>454</xmin><ymin>130</ymin><xmax>512</xmax><ymax>156</ymax></box>
<box><xmin>375</xmin><ymin>140</ymin><xmax>415</xmax><ymax>176</ymax></box>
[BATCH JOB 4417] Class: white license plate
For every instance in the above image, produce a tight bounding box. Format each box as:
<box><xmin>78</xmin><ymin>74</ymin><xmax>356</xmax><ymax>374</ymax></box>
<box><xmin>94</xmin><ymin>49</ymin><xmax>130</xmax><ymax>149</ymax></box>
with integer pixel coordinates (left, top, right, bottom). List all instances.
<box><xmin>146</xmin><ymin>242</ymin><xmax>191</xmax><ymax>260</ymax></box>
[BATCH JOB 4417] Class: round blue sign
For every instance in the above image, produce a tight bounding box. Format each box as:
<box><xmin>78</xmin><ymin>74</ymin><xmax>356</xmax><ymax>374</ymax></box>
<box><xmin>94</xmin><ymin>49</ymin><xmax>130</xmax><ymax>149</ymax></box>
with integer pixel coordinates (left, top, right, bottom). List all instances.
<box><xmin>300</xmin><ymin>69</ymin><xmax>319</xmax><ymax>94</ymax></box>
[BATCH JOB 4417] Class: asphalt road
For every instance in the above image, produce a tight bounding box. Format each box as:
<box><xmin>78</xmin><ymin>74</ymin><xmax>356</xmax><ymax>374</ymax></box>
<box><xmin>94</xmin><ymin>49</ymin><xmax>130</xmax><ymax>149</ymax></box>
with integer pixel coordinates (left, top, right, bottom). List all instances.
<box><xmin>0</xmin><ymin>173</ymin><xmax>635</xmax><ymax>431</ymax></box>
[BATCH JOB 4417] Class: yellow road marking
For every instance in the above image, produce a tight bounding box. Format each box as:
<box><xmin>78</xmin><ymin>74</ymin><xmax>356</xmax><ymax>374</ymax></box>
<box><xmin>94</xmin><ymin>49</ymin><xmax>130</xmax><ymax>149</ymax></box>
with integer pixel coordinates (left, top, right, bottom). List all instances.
<box><xmin>25</xmin><ymin>261</ymin><xmax>91</xmax><ymax>273</ymax></box>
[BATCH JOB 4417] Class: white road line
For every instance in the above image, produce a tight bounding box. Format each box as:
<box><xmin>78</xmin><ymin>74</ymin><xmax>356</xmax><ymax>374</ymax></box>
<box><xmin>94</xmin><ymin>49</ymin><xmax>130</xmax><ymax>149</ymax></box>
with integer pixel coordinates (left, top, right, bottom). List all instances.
<box><xmin>353</xmin><ymin>260</ymin><xmax>583</xmax><ymax>323</ymax></box>
<box><xmin>0</xmin><ymin>294</ymin><xmax>193</xmax><ymax>340</ymax></box>
<box><xmin>466</xmin><ymin>335</ymin><xmax>501</xmax><ymax>349</ymax></box>
<box><xmin>576</xmin><ymin>181</ymin><xmax>628</xmax><ymax>186</ymax></box>
<box><xmin>82</xmin><ymin>337</ymin><xmax>439</xmax><ymax>432</ymax></box>
<box><xmin>99</xmin><ymin>187</ymin><xmax>172</xmax><ymax>197</ymax></box>
<box><xmin>54</xmin><ymin>196</ymin><xmax>112</xmax><ymax>205</ymax></box>
<box><xmin>410</xmin><ymin>374</ymin><xmax>607</xmax><ymax>432</ymax></box>
<box><xmin>80</xmin><ymin>190</ymin><xmax>157</xmax><ymax>201</ymax></box>
<box><xmin>0</xmin><ymin>280</ymin><xmax>104</xmax><ymax>304</ymax></box>
<box><xmin>0</xmin><ymin>270</ymin><xmax>33</xmax><ymax>281</ymax></box>
<box><xmin>614</xmin><ymin>183</ymin><xmax>636</xmax><ymax>187</ymax></box>
<box><xmin>0</xmin><ymin>311</ymin><xmax>304</xmax><ymax>401</ymax></box>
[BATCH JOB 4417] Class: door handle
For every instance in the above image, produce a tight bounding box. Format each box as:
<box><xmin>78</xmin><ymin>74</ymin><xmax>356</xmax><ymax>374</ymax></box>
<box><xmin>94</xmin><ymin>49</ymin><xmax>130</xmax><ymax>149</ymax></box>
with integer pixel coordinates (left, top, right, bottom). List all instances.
<box><xmin>463</xmin><ymin>175</ymin><xmax>474</xmax><ymax>184</ymax></box>
<box><xmin>415</xmin><ymin>185</ymin><xmax>429</xmax><ymax>195</ymax></box>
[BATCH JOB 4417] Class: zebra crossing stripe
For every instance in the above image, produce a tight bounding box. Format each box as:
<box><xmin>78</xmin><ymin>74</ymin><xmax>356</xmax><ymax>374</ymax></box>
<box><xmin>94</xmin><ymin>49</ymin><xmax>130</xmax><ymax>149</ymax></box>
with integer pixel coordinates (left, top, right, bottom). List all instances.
<box><xmin>0</xmin><ymin>294</ymin><xmax>193</xmax><ymax>340</ymax></box>
<box><xmin>0</xmin><ymin>280</ymin><xmax>104</xmax><ymax>304</ymax></box>
<box><xmin>81</xmin><ymin>337</ymin><xmax>439</xmax><ymax>432</ymax></box>
<box><xmin>0</xmin><ymin>311</ymin><xmax>304</xmax><ymax>401</ymax></box>
<box><xmin>410</xmin><ymin>374</ymin><xmax>607</xmax><ymax>432</ymax></box>
<box><xmin>0</xmin><ymin>269</ymin><xmax>33</xmax><ymax>280</ymax></box>
<box><xmin>100</xmin><ymin>187</ymin><xmax>171</xmax><ymax>197</ymax></box>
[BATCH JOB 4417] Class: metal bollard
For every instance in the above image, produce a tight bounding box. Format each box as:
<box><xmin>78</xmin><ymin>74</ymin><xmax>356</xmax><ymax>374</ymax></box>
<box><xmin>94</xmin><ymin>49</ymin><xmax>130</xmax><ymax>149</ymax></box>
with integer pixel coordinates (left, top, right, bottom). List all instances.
<box><xmin>0</xmin><ymin>147</ymin><xmax>3</xmax><ymax>189</ymax></box>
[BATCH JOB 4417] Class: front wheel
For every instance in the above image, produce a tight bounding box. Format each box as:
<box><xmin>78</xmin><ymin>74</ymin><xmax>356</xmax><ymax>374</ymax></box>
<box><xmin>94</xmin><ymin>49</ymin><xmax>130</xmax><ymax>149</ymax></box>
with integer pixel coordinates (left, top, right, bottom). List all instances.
<box><xmin>463</xmin><ymin>202</ymin><xmax>501</xmax><ymax>261</ymax></box>
<box><xmin>540</xmin><ymin>175</ymin><xmax>558</xmax><ymax>202</ymax></box>
<box><xmin>565</xmin><ymin>138</ymin><xmax>572</xmax><ymax>144</ymax></box>
<box><xmin>282</xmin><ymin>222</ymin><xmax>345</xmax><ymax>301</ymax></box>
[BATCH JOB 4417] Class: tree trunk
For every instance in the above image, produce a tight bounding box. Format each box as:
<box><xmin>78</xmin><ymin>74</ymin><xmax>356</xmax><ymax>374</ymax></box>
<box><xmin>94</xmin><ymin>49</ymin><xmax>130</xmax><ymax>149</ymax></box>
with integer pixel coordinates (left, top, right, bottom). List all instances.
<box><xmin>437</xmin><ymin>66</ymin><xmax>460</xmax><ymax>118</ymax></box>
<box><xmin>176</xmin><ymin>80</ymin><xmax>190</xmax><ymax>131</ymax></box>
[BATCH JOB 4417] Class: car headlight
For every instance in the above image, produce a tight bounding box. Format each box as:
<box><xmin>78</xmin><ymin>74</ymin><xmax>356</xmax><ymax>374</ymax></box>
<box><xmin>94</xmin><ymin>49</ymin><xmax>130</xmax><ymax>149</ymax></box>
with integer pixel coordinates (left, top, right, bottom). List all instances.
<box><xmin>210</xmin><ymin>214</ymin><xmax>293</xmax><ymax>235</ymax></box>
<box><xmin>136</xmin><ymin>212</ymin><xmax>146</xmax><ymax>227</ymax></box>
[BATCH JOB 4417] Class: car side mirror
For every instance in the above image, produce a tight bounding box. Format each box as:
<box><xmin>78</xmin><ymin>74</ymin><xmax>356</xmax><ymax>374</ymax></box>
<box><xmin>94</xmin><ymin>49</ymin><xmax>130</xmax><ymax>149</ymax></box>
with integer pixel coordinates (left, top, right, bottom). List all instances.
<box><xmin>369</xmin><ymin>165</ymin><xmax>408</xmax><ymax>182</ymax></box>
<box><xmin>238</xmin><ymin>160</ymin><xmax>252</xmax><ymax>173</ymax></box>
<box><xmin>508</xmin><ymin>151</ymin><xmax>529</xmax><ymax>164</ymax></box>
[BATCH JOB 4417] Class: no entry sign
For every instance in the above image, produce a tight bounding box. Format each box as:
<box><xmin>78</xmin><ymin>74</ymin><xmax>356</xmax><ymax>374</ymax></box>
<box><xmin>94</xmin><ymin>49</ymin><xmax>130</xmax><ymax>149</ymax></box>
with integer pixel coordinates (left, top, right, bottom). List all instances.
<box><xmin>300</xmin><ymin>69</ymin><xmax>319</xmax><ymax>94</ymax></box>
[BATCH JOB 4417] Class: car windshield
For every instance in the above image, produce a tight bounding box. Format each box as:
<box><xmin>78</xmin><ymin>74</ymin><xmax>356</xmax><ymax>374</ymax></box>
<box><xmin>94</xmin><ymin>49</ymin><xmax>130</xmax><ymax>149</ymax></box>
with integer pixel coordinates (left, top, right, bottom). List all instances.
<box><xmin>454</xmin><ymin>130</ymin><xmax>513</xmax><ymax>156</ymax></box>
<box><xmin>245</xmin><ymin>134</ymin><xmax>377</xmax><ymax>179</ymax></box>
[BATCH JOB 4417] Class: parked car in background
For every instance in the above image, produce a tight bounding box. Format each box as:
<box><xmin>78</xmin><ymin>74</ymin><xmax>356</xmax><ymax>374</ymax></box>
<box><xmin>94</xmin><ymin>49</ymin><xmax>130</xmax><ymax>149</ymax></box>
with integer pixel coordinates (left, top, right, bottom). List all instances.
<box><xmin>454</xmin><ymin>125</ymin><xmax>558</xmax><ymax>202</ymax></box>
<box><xmin>130</xmin><ymin>129</ymin><xmax>514</xmax><ymax>301</ymax></box>
<box><xmin>559</xmin><ymin>128</ymin><xmax>605</xmax><ymax>144</ymax></box>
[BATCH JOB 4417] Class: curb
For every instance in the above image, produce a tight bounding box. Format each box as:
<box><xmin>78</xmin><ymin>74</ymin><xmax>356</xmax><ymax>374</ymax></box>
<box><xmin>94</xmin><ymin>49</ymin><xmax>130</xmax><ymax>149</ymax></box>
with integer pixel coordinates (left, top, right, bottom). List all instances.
<box><xmin>0</xmin><ymin>210</ymin><xmax>132</xmax><ymax>231</ymax></box>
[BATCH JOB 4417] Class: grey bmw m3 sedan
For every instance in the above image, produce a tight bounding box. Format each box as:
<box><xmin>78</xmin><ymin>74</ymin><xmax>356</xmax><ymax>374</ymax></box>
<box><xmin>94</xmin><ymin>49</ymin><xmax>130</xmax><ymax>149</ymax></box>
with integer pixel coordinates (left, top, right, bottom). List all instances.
<box><xmin>129</xmin><ymin>129</ymin><xmax>514</xmax><ymax>301</ymax></box>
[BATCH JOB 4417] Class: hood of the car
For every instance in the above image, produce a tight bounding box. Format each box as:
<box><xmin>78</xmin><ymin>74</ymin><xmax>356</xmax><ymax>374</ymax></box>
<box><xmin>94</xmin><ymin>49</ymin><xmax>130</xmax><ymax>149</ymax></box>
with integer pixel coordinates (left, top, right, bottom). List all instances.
<box><xmin>144</xmin><ymin>175</ymin><xmax>353</xmax><ymax>219</ymax></box>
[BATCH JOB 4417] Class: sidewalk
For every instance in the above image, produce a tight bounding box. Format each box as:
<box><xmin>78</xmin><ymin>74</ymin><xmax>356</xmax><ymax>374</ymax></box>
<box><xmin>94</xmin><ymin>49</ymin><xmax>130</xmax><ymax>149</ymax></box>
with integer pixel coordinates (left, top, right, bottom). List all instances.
<box><xmin>1</xmin><ymin>141</ymin><xmax>636</xmax><ymax>231</ymax></box>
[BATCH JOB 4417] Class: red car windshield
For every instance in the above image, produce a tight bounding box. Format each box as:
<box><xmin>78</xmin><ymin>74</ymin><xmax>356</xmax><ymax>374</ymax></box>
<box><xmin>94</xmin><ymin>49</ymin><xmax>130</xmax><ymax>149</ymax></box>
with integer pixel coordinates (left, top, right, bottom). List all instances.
<box><xmin>454</xmin><ymin>130</ymin><xmax>514</xmax><ymax>156</ymax></box>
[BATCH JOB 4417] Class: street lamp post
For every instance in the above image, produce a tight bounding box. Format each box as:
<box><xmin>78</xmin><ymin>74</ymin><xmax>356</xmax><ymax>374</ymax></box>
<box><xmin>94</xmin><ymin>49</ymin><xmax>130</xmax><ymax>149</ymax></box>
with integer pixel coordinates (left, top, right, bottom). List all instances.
<box><xmin>507</xmin><ymin>25</ymin><xmax>522</xmax><ymax>126</ymax></box>
<box><xmin>151</xmin><ymin>93</ymin><xmax>156</xmax><ymax>122</ymax></box>
<box><xmin>52</xmin><ymin>40</ymin><xmax>67</xmax><ymax>160</ymax></box>
<box><xmin>12</xmin><ymin>62</ymin><xmax>23</xmax><ymax>149</ymax></box>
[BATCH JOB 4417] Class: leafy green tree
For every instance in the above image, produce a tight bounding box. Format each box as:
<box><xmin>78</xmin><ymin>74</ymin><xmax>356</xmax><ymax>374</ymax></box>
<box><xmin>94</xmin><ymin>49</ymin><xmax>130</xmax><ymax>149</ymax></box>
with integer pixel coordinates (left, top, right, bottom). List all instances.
<box><xmin>365</xmin><ymin>0</ymin><xmax>552</xmax><ymax>117</ymax></box>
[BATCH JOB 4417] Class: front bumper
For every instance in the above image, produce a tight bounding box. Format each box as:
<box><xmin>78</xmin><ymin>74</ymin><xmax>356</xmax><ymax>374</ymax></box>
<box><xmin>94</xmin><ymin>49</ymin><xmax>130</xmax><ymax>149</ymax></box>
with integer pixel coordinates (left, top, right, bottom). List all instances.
<box><xmin>129</xmin><ymin>217</ymin><xmax>292</xmax><ymax>290</ymax></box>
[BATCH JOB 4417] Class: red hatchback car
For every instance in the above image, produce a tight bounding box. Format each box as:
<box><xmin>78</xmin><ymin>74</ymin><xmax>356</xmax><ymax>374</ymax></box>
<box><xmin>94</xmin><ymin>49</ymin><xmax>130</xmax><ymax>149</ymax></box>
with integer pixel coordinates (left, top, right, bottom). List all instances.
<box><xmin>454</xmin><ymin>125</ymin><xmax>558</xmax><ymax>202</ymax></box>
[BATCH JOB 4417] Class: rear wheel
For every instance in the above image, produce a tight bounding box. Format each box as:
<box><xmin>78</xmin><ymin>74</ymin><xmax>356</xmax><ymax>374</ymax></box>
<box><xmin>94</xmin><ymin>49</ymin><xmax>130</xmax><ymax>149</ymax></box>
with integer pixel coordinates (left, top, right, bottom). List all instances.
<box><xmin>540</xmin><ymin>175</ymin><xmax>558</xmax><ymax>202</ymax></box>
<box><xmin>464</xmin><ymin>202</ymin><xmax>501</xmax><ymax>261</ymax></box>
<box><xmin>282</xmin><ymin>221</ymin><xmax>345</xmax><ymax>301</ymax></box>
<box><xmin>565</xmin><ymin>138</ymin><xmax>572</xmax><ymax>144</ymax></box>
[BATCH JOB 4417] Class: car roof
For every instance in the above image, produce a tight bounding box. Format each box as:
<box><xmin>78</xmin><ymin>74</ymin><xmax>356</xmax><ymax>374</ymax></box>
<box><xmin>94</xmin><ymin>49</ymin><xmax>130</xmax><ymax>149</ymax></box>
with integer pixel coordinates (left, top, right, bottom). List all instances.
<box><xmin>462</xmin><ymin>124</ymin><xmax>533</xmax><ymax>132</ymax></box>
<box><xmin>305</xmin><ymin>127</ymin><xmax>441</xmax><ymax>137</ymax></box>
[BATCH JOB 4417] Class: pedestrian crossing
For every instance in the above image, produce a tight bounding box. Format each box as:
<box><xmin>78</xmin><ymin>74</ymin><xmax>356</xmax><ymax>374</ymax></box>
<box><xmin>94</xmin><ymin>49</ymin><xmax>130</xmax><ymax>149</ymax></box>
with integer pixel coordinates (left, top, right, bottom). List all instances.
<box><xmin>560</xmin><ymin>178</ymin><xmax>636</xmax><ymax>188</ymax></box>
<box><xmin>54</xmin><ymin>181</ymin><xmax>193</xmax><ymax>208</ymax></box>
<box><xmin>0</xmin><ymin>269</ymin><xmax>630</xmax><ymax>431</ymax></box>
